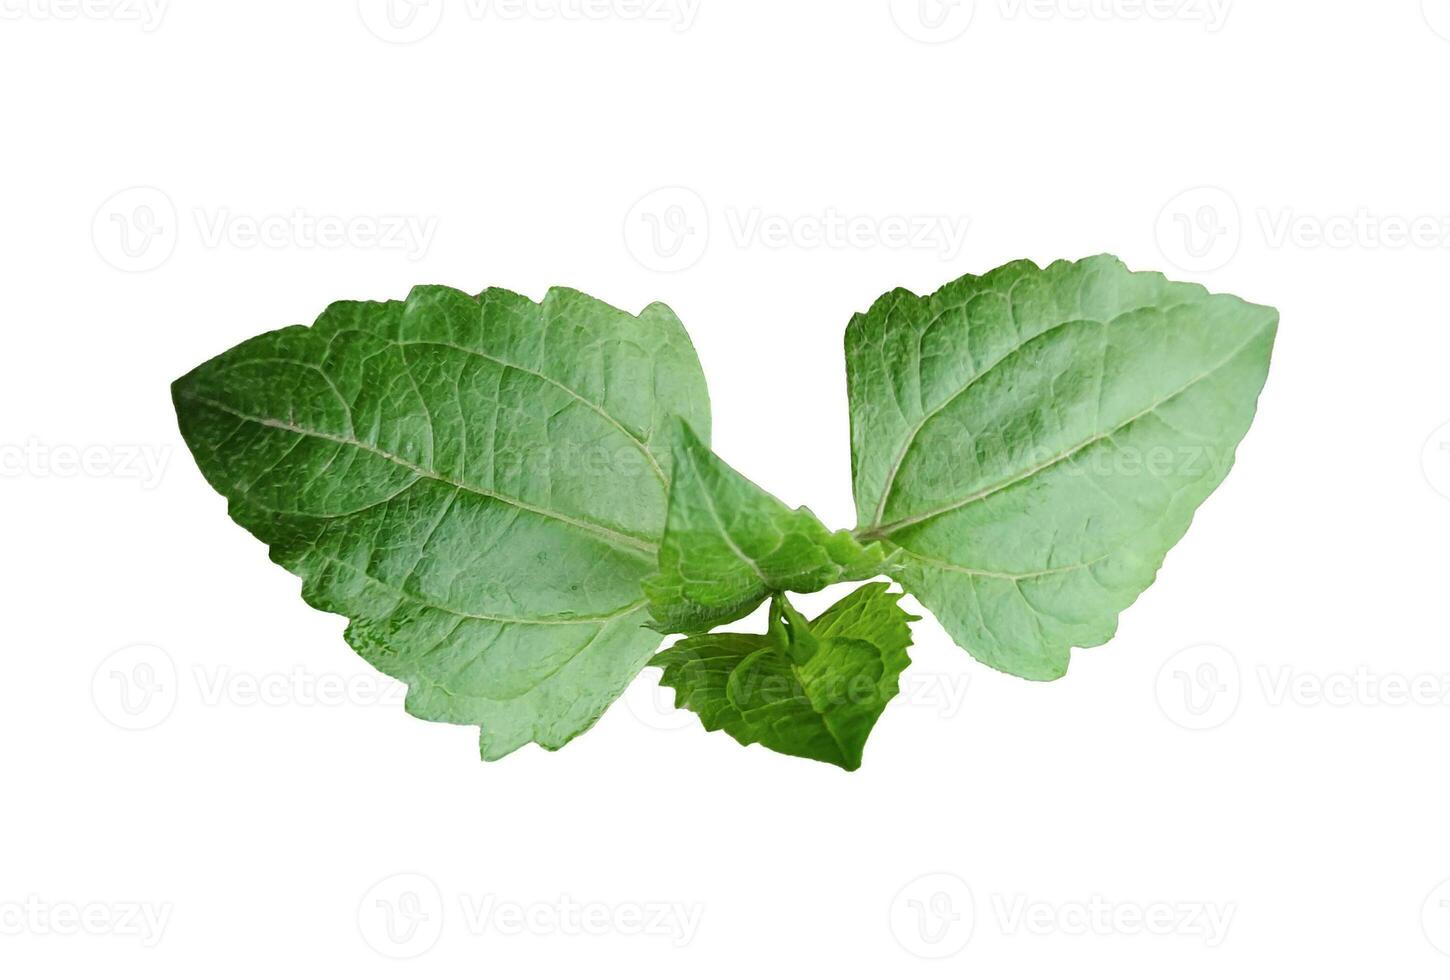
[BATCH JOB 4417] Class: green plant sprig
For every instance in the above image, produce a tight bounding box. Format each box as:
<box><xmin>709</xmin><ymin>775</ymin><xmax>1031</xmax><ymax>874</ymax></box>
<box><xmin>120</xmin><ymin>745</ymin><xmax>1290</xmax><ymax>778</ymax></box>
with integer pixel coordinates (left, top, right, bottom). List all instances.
<box><xmin>173</xmin><ymin>255</ymin><xmax>1277</xmax><ymax>768</ymax></box>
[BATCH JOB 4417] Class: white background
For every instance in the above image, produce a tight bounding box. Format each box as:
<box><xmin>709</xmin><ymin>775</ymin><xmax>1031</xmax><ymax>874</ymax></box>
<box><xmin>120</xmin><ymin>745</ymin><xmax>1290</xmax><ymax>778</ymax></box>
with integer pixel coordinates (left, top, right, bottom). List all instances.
<box><xmin>4</xmin><ymin>0</ymin><xmax>1450</xmax><ymax>974</ymax></box>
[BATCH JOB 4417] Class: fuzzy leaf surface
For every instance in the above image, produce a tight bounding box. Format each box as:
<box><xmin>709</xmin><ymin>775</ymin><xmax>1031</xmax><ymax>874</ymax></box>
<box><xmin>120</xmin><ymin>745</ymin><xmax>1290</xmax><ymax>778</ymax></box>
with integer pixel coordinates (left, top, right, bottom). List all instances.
<box><xmin>174</xmin><ymin>285</ymin><xmax>709</xmax><ymax>759</ymax></box>
<box><xmin>848</xmin><ymin>256</ymin><xmax>1276</xmax><ymax>680</ymax></box>
<box><xmin>643</xmin><ymin>420</ymin><xmax>894</xmax><ymax>634</ymax></box>
<box><xmin>651</xmin><ymin>583</ymin><xmax>914</xmax><ymax>770</ymax></box>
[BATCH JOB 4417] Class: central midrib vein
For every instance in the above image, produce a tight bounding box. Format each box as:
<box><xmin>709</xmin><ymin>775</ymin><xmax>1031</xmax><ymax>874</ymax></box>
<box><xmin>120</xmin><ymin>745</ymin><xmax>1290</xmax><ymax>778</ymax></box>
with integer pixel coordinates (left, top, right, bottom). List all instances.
<box><xmin>183</xmin><ymin>391</ymin><xmax>658</xmax><ymax>556</ymax></box>
<box><xmin>860</xmin><ymin>328</ymin><xmax>1264</xmax><ymax>541</ymax></box>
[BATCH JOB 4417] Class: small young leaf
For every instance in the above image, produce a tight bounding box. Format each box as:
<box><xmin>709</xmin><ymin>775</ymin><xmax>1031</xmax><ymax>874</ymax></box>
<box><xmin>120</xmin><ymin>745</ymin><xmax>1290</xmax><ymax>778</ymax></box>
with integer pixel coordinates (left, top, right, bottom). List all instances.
<box><xmin>650</xmin><ymin>582</ymin><xmax>916</xmax><ymax>770</ymax></box>
<box><xmin>643</xmin><ymin>419</ymin><xmax>895</xmax><ymax>634</ymax></box>
<box><xmin>173</xmin><ymin>285</ymin><xmax>709</xmax><ymax>760</ymax></box>
<box><xmin>848</xmin><ymin>255</ymin><xmax>1277</xmax><ymax>681</ymax></box>
<box><xmin>769</xmin><ymin>593</ymin><xmax>819</xmax><ymax>665</ymax></box>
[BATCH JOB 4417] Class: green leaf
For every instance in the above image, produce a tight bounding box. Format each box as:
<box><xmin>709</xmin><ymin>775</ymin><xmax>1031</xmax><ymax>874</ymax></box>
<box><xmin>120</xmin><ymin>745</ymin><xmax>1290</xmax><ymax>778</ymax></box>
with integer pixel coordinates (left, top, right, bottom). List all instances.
<box><xmin>642</xmin><ymin>419</ymin><xmax>895</xmax><ymax>634</ymax></box>
<box><xmin>173</xmin><ymin>284</ymin><xmax>709</xmax><ymax>759</ymax></box>
<box><xmin>768</xmin><ymin>593</ymin><xmax>819</xmax><ymax>665</ymax></box>
<box><xmin>650</xmin><ymin>583</ymin><xmax>916</xmax><ymax>770</ymax></box>
<box><xmin>848</xmin><ymin>256</ymin><xmax>1276</xmax><ymax>681</ymax></box>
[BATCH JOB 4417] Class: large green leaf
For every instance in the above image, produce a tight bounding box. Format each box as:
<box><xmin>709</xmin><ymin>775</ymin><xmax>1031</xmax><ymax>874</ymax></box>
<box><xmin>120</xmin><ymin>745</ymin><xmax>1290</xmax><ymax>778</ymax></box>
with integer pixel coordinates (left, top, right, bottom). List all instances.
<box><xmin>173</xmin><ymin>285</ymin><xmax>709</xmax><ymax>759</ymax></box>
<box><xmin>651</xmin><ymin>583</ymin><xmax>915</xmax><ymax>770</ymax></box>
<box><xmin>643</xmin><ymin>419</ymin><xmax>894</xmax><ymax>634</ymax></box>
<box><xmin>848</xmin><ymin>256</ymin><xmax>1277</xmax><ymax>681</ymax></box>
